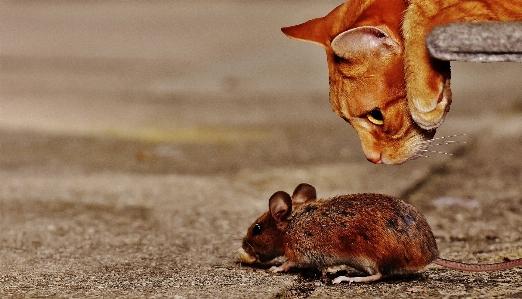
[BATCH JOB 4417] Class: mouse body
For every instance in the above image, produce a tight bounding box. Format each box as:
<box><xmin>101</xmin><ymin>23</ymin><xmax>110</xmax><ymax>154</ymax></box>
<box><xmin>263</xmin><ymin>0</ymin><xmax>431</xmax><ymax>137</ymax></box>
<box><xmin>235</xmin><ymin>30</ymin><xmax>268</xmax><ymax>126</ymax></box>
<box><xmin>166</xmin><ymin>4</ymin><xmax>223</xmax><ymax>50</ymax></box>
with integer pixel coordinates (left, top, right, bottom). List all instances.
<box><xmin>239</xmin><ymin>183</ymin><xmax>522</xmax><ymax>283</ymax></box>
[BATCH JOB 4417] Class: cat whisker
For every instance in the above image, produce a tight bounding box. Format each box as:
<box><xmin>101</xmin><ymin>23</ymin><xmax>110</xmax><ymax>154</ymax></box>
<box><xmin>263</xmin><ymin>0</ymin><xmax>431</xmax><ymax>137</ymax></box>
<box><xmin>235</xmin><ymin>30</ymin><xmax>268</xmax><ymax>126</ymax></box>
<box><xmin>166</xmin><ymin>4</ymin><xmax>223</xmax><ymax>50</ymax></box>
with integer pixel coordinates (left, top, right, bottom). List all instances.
<box><xmin>419</xmin><ymin>149</ymin><xmax>453</xmax><ymax>155</ymax></box>
<box><xmin>413</xmin><ymin>133</ymin><xmax>467</xmax><ymax>160</ymax></box>
<box><xmin>426</xmin><ymin>140</ymin><xmax>466</xmax><ymax>146</ymax></box>
<box><xmin>421</xmin><ymin>134</ymin><xmax>467</xmax><ymax>149</ymax></box>
<box><xmin>425</xmin><ymin>133</ymin><xmax>467</xmax><ymax>143</ymax></box>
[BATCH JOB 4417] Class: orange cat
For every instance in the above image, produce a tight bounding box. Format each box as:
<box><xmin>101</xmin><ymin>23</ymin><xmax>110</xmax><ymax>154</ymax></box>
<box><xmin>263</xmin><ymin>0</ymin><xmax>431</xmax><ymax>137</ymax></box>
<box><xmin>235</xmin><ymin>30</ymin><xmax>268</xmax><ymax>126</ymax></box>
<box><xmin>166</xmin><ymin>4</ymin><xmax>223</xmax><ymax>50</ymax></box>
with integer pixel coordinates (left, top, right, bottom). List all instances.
<box><xmin>282</xmin><ymin>0</ymin><xmax>522</xmax><ymax>164</ymax></box>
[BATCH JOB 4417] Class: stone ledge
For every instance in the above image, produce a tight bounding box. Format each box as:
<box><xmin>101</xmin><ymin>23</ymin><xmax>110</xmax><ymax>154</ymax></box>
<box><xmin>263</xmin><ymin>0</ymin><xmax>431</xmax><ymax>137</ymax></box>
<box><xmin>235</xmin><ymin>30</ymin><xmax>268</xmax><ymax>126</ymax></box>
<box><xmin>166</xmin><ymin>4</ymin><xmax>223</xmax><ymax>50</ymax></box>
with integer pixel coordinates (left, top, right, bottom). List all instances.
<box><xmin>426</xmin><ymin>21</ymin><xmax>522</xmax><ymax>62</ymax></box>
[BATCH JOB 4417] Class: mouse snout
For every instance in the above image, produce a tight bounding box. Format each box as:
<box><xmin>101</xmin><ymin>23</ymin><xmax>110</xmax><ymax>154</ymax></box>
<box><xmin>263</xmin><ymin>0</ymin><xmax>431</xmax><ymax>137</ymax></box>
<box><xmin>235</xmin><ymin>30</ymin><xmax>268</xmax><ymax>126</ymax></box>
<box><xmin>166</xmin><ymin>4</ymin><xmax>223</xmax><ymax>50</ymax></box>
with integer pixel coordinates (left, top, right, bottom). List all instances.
<box><xmin>242</xmin><ymin>239</ymin><xmax>257</xmax><ymax>257</ymax></box>
<box><xmin>239</xmin><ymin>240</ymin><xmax>258</xmax><ymax>264</ymax></box>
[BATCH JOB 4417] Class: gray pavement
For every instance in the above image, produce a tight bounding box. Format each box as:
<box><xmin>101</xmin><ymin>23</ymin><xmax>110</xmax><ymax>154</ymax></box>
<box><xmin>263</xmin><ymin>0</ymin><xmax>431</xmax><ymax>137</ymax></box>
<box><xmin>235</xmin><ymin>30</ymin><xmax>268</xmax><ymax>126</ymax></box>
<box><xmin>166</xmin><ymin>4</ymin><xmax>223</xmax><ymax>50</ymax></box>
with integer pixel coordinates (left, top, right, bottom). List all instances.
<box><xmin>1</xmin><ymin>1</ymin><xmax>522</xmax><ymax>298</ymax></box>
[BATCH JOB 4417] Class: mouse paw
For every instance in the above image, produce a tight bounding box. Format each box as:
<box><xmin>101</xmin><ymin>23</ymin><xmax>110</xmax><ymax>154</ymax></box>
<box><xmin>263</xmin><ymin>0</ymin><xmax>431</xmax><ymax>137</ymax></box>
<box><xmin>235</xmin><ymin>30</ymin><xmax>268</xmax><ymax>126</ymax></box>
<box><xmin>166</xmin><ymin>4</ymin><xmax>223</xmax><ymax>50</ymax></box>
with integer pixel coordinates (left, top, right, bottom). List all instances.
<box><xmin>332</xmin><ymin>273</ymin><xmax>383</xmax><ymax>284</ymax></box>
<box><xmin>269</xmin><ymin>261</ymin><xmax>295</xmax><ymax>273</ymax></box>
<box><xmin>325</xmin><ymin>265</ymin><xmax>347</xmax><ymax>274</ymax></box>
<box><xmin>269</xmin><ymin>265</ymin><xmax>286</xmax><ymax>273</ymax></box>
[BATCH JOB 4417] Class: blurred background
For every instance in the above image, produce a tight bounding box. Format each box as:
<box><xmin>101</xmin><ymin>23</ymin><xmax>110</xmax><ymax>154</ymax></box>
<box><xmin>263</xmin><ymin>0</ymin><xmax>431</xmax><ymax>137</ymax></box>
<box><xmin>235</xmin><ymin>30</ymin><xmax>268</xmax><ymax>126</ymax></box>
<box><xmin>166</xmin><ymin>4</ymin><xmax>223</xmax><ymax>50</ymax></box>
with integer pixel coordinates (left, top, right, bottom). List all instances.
<box><xmin>1</xmin><ymin>0</ymin><xmax>521</xmax><ymax>176</ymax></box>
<box><xmin>1</xmin><ymin>1</ymin><xmax>357</xmax><ymax>176</ymax></box>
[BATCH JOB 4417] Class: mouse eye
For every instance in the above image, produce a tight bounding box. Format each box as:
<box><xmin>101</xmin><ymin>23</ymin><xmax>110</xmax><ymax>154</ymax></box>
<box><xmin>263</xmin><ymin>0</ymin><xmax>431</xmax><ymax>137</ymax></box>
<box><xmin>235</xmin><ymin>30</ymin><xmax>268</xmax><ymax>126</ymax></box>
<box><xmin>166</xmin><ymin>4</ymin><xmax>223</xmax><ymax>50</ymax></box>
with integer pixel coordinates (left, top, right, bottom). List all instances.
<box><xmin>252</xmin><ymin>223</ymin><xmax>262</xmax><ymax>236</ymax></box>
<box><xmin>367</xmin><ymin>109</ymin><xmax>384</xmax><ymax>125</ymax></box>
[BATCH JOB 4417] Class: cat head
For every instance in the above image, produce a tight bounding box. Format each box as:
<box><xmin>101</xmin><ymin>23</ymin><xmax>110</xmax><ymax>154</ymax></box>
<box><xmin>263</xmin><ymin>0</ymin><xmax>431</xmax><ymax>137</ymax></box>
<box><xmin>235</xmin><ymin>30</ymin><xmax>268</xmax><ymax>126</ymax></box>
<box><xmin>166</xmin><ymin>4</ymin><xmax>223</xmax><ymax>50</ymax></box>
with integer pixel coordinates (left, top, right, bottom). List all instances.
<box><xmin>281</xmin><ymin>1</ymin><xmax>435</xmax><ymax>164</ymax></box>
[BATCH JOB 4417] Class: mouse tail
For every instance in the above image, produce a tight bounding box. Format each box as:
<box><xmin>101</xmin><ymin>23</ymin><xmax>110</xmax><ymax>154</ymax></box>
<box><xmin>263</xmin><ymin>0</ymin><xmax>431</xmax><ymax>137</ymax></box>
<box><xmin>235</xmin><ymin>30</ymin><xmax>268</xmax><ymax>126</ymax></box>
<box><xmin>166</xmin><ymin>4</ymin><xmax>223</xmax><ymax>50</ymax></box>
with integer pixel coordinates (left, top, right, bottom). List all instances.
<box><xmin>434</xmin><ymin>257</ymin><xmax>522</xmax><ymax>272</ymax></box>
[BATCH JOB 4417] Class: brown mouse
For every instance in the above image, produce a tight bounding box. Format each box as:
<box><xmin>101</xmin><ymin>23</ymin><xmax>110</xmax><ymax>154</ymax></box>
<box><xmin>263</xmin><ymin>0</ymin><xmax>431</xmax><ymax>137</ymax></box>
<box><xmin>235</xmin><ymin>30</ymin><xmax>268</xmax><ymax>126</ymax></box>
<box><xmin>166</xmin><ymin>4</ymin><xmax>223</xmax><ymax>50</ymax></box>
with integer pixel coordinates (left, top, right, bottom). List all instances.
<box><xmin>239</xmin><ymin>183</ymin><xmax>522</xmax><ymax>283</ymax></box>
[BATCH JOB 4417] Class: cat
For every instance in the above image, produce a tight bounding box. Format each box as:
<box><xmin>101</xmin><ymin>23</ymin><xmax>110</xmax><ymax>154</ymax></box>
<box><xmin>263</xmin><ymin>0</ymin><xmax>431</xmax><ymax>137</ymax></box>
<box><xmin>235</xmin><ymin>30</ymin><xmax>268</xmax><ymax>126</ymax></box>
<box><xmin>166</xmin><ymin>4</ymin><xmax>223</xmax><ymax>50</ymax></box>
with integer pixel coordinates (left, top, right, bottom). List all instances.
<box><xmin>281</xmin><ymin>0</ymin><xmax>522</xmax><ymax>164</ymax></box>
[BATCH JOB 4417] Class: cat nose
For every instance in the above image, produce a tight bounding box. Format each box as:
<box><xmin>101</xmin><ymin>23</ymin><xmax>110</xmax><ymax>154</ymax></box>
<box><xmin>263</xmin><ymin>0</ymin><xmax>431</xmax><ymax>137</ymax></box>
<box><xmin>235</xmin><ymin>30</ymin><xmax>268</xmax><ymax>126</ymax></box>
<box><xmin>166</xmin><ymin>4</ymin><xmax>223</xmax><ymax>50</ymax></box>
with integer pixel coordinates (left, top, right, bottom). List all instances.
<box><xmin>367</xmin><ymin>155</ymin><xmax>383</xmax><ymax>164</ymax></box>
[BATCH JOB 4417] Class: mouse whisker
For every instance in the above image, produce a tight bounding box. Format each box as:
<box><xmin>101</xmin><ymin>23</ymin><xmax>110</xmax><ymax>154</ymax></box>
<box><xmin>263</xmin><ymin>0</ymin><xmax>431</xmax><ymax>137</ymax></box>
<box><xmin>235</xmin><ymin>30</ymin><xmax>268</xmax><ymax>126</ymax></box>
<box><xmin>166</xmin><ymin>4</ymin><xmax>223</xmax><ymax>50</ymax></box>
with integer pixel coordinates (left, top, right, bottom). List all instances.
<box><xmin>243</xmin><ymin>241</ymin><xmax>254</xmax><ymax>251</ymax></box>
<box><xmin>221</xmin><ymin>232</ymin><xmax>243</xmax><ymax>240</ymax></box>
<box><xmin>223</xmin><ymin>226</ymin><xmax>246</xmax><ymax>240</ymax></box>
<box><xmin>223</xmin><ymin>250</ymin><xmax>240</xmax><ymax>261</ymax></box>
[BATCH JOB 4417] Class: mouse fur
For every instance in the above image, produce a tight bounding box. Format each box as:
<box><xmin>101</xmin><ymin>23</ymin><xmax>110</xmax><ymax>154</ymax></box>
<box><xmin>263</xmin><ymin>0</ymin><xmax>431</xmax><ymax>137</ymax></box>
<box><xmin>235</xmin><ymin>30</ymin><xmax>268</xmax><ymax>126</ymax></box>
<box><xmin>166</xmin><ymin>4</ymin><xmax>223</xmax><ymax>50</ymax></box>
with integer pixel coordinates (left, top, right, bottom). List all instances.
<box><xmin>239</xmin><ymin>183</ymin><xmax>522</xmax><ymax>283</ymax></box>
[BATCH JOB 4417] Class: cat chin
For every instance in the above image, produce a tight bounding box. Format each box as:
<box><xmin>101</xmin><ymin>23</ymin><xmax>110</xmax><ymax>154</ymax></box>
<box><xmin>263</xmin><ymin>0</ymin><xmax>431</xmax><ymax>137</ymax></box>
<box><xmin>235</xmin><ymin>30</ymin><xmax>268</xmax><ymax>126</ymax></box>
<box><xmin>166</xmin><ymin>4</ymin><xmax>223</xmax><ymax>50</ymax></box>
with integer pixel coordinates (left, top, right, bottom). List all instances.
<box><xmin>379</xmin><ymin>153</ymin><xmax>417</xmax><ymax>165</ymax></box>
<box><xmin>380</xmin><ymin>156</ymin><xmax>407</xmax><ymax>165</ymax></box>
<box><xmin>381</xmin><ymin>154</ymin><xmax>421</xmax><ymax>165</ymax></box>
<box><xmin>361</xmin><ymin>143</ymin><xmax>423</xmax><ymax>165</ymax></box>
<box><xmin>360</xmin><ymin>128</ymin><xmax>436</xmax><ymax>165</ymax></box>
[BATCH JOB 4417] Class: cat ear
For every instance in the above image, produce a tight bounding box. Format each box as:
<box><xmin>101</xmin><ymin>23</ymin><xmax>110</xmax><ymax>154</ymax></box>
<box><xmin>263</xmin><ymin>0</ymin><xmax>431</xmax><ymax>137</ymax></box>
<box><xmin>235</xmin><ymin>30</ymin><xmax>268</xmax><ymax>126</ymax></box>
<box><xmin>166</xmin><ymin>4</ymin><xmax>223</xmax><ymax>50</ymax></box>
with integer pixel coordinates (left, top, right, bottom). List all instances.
<box><xmin>291</xmin><ymin>183</ymin><xmax>317</xmax><ymax>204</ymax></box>
<box><xmin>331</xmin><ymin>26</ymin><xmax>401</xmax><ymax>59</ymax></box>
<box><xmin>269</xmin><ymin>191</ymin><xmax>292</xmax><ymax>223</ymax></box>
<box><xmin>281</xmin><ymin>2</ymin><xmax>348</xmax><ymax>48</ymax></box>
<box><xmin>281</xmin><ymin>17</ymin><xmax>330</xmax><ymax>48</ymax></box>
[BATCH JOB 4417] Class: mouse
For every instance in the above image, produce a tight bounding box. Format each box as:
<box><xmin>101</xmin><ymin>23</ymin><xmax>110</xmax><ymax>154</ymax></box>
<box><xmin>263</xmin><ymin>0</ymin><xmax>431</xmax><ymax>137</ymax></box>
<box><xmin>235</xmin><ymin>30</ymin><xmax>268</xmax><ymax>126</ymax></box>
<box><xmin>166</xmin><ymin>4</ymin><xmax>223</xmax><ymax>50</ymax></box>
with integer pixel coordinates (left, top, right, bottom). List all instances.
<box><xmin>238</xmin><ymin>183</ymin><xmax>522</xmax><ymax>283</ymax></box>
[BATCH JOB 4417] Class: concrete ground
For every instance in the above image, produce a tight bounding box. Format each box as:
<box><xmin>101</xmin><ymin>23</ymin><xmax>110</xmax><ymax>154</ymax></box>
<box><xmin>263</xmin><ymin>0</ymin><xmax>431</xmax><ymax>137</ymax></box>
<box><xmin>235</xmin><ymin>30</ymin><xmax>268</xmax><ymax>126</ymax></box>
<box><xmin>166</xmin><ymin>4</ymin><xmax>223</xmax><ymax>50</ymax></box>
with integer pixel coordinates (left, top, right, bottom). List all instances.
<box><xmin>1</xmin><ymin>1</ymin><xmax>522</xmax><ymax>298</ymax></box>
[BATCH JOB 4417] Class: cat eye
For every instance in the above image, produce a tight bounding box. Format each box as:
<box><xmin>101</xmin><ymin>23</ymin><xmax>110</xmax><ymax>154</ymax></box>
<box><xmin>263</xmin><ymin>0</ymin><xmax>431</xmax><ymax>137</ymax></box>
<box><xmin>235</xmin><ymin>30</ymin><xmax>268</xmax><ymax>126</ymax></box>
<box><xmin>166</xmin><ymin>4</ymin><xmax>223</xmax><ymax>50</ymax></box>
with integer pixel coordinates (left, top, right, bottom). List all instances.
<box><xmin>367</xmin><ymin>109</ymin><xmax>384</xmax><ymax>125</ymax></box>
<box><xmin>252</xmin><ymin>223</ymin><xmax>262</xmax><ymax>235</ymax></box>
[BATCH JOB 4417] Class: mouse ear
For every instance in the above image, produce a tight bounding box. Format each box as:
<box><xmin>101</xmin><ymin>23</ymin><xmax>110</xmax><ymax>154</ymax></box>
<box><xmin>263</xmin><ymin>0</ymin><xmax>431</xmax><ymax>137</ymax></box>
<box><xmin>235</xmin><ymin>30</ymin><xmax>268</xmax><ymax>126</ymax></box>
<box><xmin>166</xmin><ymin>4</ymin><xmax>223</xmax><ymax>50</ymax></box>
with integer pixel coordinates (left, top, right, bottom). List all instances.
<box><xmin>292</xmin><ymin>183</ymin><xmax>317</xmax><ymax>204</ymax></box>
<box><xmin>331</xmin><ymin>26</ymin><xmax>400</xmax><ymax>60</ymax></box>
<box><xmin>269</xmin><ymin>191</ymin><xmax>292</xmax><ymax>223</ymax></box>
